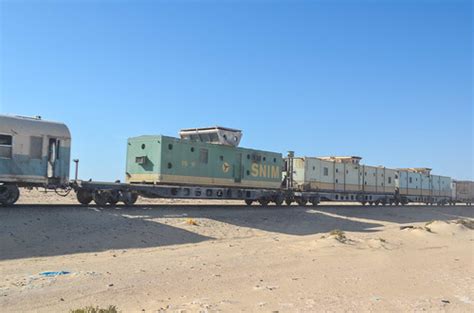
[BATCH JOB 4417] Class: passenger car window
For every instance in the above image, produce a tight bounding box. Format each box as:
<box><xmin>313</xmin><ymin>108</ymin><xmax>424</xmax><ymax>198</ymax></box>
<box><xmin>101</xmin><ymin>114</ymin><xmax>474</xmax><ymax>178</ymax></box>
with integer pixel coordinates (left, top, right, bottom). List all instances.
<box><xmin>0</xmin><ymin>134</ymin><xmax>12</xmax><ymax>158</ymax></box>
<box><xmin>30</xmin><ymin>137</ymin><xmax>43</xmax><ymax>160</ymax></box>
<box><xmin>323</xmin><ymin>167</ymin><xmax>329</xmax><ymax>176</ymax></box>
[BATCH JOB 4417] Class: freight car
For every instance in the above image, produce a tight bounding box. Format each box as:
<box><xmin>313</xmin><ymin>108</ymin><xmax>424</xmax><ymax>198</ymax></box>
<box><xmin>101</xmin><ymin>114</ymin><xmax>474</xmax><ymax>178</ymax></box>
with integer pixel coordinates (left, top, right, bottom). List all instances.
<box><xmin>73</xmin><ymin>127</ymin><xmax>294</xmax><ymax>207</ymax></box>
<box><xmin>287</xmin><ymin>155</ymin><xmax>398</xmax><ymax>205</ymax></box>
<box><xmin>453</xmin><ymin>180</ymin><xmax>474</xmax><ymax>205</ymax></box>
<box><xmin>0</xmin><ymin>115</ymin><xmax>71</xmax><ymax>205</ymax></box>
<box><xmin>396</xmin><ymin>168</ymin><xmax>452</xmax><ymax>205</ymax></box>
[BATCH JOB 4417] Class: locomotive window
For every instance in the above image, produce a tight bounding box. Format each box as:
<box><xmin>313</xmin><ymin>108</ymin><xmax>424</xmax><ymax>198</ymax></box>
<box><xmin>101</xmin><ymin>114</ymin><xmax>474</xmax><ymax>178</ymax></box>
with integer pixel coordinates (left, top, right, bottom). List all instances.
<box><xmin>409</xmin><ymin>177</ymin><xmax>412</xmax><ymax>183</ymax></box>
<box><xmin>251</xmin><ymin>154</ymin><xmax>262</xmax><ymax>162</ymax></box>
<box><xmin>0</xmin><ymin>134</ymin><xmax>12</xmax><ymax>158</ymax></box>
<box><xmin>273</xmin><ymin>158</ymin><xmax>277</xmax><ymax>163</ymax></box>
<box><xmin>168</xmin><ymin>144</ymin><xmax>173</xmax><ymax>150</ymax></box>
<box><xmin>30</xmin><ymin>136</ymin><xmax>43</xmax><ymax>160</ymax></box>
<box><xmin>263</xmin><ymin>157</ymin><xmax>266</xmax><ymax>162</ymax></box>
<box><xmin>220</xmin><ymin>155</ymin><xmax>224</xmax><ymax>161</ymax></box>
<box><xmin>388</xmin><ymin>177</ymin><xmax>392</xmax><ymax>184</ymax></box>
<box><xmin>209</xmin><ymin>133</ymin><xmax>219</xmax><ymax>143</ymax></box>
<box><xmin>336</xmin><ymin>168</ymin><xmax>338</xmax><ymax>173</ymax></box>
<box><xmin>199</xmin><ymin>149</ymin><xmax>208</xmax><ymax>164</ymax></box>
<box><xmin>190</xmin><ymin>147</ymin><xmax>195</xmax><ymax>152</ymax></box>
<box><xmin>323</xmin><ymin>167</ymin><xmax>329</xmax><ymax>176</ymax></box>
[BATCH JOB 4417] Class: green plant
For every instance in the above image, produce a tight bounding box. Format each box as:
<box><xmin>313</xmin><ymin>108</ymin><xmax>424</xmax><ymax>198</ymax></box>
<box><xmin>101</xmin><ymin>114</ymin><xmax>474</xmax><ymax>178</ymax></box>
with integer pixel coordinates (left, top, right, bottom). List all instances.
<box><xmin>70</xmin><ymin>305</ymin><xmax>119</xmax><ymax>313</ymax></box>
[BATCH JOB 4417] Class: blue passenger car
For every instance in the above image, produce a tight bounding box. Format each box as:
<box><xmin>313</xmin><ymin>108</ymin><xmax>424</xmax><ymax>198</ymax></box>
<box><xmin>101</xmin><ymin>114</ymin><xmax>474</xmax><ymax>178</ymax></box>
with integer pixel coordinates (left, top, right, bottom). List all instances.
<box><xmin>0</xmin><ymin>115</ymin><xmax>71</xmax><ymax>205</ymax></box>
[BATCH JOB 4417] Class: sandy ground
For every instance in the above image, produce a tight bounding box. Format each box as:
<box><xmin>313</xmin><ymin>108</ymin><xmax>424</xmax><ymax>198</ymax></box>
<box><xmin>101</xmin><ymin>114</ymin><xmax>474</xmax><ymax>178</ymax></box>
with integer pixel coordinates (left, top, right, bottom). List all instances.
<box><xmin>0</xmin><ymin>189</ymin><xmax>473</xmax><ymax>312</ymax></box>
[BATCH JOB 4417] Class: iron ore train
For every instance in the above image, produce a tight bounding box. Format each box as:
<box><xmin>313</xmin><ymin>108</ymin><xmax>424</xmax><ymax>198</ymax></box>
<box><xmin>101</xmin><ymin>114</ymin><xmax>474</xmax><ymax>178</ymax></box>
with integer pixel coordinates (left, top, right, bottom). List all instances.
<box><xmin>0</xmin><ymin>114</ymin><xmax>472</xmax><ymax>206</ymax></box>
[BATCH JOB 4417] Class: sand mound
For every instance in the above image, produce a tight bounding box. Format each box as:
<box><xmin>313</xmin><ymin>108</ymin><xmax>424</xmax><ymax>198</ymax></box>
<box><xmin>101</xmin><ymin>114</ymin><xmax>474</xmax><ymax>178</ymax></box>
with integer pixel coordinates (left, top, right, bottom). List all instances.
<box><xmin>315</xmin><ymin>230</ymin><xmax>397</xmax><ymax>250</ymax></box>
<box><xmin>401</xmin><ymin>220</ymin><xmax>473</xmax><ymax>236</ymax></box>
<box><xmin>363</xmin><ymin>238</ymin><xmax>398</xmax><ymax>250</ymax></box>
<box><xmin>425</xmin><ymin>220</ymin><xmax>470</xmax><ymax>235</ymax></box>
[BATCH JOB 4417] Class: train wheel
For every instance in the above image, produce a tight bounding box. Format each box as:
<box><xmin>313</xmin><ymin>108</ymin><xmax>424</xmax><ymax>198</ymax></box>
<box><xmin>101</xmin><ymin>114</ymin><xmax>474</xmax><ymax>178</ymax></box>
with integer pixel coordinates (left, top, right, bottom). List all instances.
<box><xmin>108</xmin><ymin>190</ymin><xmax>120</xmax><ymax>206</ymax></box>
<box><xmin>258</xmin><ymin>199</ymin><xmax>269</xmax><ymax>206</ymax></box>
<box><xmin>310</xmin><ymin>198</ymin><xmax>320</xmax><ymax>206</ymax></box>
<box><xmin>296</xmin><ymin>198</ymin><xmax>307</xmax><ymax>206</ymax></box>
<box><xmin>245</xmin><ymin>199</ymin><xmax>253</xmax><ymax>206</ymax></box>
<box><xmin>76</xmin><ymin>189</ymin><xmax>93</xmax><ymax>205</ymax></box>
<box><xmin>122</xmin><ymin>191</ymin><xmax>138</xmax><ymax>206</ymax></box>
<box><xmin>285</xmin><ymin>198</ymin><xmax>293</xmax><ymax>206</ymax></box>
<box><xmin>0</xmin><ymin>185</ymin><xmax>20</xmax><ymax>206</ymax></box>
<box><xmin>361</xmin><ymin>201</ymin><xmax>367</xmax><ymax>206</ymax></box>
<box><xmin>93</xmin><ymin>190</ymin><xmax>110</xmax><ymax>206</ymax></box>
<box><xmin>273</xmin><ymin>197</ymin><xmax>284</xmax><ymax>207</ymax></box>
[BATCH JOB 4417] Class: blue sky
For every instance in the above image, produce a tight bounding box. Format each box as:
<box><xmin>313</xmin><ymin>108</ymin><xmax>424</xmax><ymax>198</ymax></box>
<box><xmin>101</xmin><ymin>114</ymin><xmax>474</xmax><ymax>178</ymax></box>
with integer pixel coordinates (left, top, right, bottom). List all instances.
<box><xmin>0</xmin><ymin>0</ymin><xmax>472</xmax><ymax>181</ymax></box>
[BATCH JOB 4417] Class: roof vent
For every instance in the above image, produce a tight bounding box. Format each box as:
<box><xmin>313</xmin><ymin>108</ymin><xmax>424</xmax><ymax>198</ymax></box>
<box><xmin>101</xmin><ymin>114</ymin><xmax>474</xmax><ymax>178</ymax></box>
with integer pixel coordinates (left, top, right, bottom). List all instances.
<box><xmin>179</xmin><ymin>126</ymin><xmax>242</xmax><ymax>147</ymax></box>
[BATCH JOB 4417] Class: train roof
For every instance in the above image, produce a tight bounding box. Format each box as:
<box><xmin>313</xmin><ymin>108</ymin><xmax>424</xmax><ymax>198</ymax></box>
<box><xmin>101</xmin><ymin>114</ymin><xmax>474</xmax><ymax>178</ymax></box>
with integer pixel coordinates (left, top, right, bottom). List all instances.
<box><xmin>0</xmin><ymin>114</ymin><xmax>71</xmax><ymax>139</ymax></box>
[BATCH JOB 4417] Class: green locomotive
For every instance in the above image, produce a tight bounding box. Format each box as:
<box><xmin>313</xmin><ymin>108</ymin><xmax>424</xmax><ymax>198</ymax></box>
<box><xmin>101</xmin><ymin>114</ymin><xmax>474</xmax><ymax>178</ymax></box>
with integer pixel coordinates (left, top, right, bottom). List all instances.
<box><xmin>126</xmin><ymin>127</ymin><xmax>284</xmax><ymax>190</ymax></box>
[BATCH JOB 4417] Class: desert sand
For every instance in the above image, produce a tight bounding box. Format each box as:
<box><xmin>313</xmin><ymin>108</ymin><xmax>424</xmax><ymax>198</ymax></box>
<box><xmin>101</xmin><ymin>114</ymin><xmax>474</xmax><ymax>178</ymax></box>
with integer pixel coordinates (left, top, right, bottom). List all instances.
<box><xmin>0</xmin><ymin>189</ymin><xmax>473</xmax><ymax>312</ymax></box>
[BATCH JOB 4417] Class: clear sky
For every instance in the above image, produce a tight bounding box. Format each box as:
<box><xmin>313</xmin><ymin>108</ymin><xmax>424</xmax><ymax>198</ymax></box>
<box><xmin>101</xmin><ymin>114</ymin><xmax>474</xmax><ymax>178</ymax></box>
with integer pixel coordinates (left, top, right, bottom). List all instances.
<box><xmin>0</xmin><ymin>0</ymin><xmax>472</xmax><ymax>181</ymax></box>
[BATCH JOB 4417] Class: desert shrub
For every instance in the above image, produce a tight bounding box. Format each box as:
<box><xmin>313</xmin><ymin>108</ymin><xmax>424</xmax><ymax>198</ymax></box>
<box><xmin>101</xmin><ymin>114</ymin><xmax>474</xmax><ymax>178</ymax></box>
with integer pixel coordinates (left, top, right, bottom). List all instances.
<box><xmin>70</xmin><ymin>305</ymin><xmax>119</xmax><ymax>313</ymax></box>
<box><xmin>329</xmin><ymin>229</ymin><xmax>347</xmax><ymax>243</ymax></box>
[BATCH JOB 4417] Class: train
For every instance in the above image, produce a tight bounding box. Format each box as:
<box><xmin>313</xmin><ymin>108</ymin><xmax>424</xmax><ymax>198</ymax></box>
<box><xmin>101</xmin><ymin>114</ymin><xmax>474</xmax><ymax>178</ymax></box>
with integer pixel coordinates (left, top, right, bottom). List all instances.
<box><xmin>0</xmin><ymin>114</ymin><xmax>473</xmax><ymax>206</ymax></box>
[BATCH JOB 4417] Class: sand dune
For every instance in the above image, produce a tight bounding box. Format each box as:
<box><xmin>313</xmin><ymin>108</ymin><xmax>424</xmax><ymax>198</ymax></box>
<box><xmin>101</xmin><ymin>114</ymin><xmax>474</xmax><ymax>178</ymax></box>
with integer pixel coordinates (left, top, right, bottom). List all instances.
<box><xmin>1</xmin><ymin>190</ymin><xmax>473</xmax><ymax>312</ymax></box>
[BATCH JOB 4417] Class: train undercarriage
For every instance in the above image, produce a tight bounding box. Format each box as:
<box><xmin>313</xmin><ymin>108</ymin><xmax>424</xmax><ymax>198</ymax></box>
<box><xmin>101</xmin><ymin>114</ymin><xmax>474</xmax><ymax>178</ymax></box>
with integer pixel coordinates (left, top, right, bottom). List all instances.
<box><xmin>1</xmin><ymin>181</ymin><xmax>471</xmax><ymax>207</ymax></box>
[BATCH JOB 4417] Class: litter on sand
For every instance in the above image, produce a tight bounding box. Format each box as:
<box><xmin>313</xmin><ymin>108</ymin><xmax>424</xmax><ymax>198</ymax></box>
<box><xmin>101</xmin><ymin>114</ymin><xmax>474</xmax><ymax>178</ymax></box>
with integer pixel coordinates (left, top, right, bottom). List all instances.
<box><xmin>39</xmin><ymin>271</ymin><xmax>71</xmax><ymax>277</ymax></box>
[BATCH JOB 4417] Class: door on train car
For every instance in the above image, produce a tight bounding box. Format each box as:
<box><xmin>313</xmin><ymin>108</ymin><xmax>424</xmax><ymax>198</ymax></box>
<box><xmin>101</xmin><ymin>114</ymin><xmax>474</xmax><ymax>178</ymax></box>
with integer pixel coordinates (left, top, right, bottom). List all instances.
<box><xmin>234</xmin><ymin>153</ymin><xmax>242</xmax><ymax>183</ymax></box>
<box><xmin>47</xmin><ymin>138</ymin><xmax>59</xmax><ymax>179</ymax></box>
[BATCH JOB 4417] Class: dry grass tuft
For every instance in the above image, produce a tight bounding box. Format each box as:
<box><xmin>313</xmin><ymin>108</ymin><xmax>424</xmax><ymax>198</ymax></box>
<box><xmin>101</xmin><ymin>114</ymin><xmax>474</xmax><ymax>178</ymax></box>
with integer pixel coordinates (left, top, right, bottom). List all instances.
<box><xmin>456</xmin><ymin>219</ymin><xmax>474</xmax><ymax>230</ymax></box>
<box><xmin>186</xmin><ymin>218</ymin><xmax>199</xmax><ymax>226</ymax></box>
<box><xmin>329</xmin><ymin>229</ymin><xmax>347</xmax><ymax>243</ymax></box>
<box><xmin>70</xmin><ymin>305</ymin><xmax>119</xmax><ymax>313</ymax></box>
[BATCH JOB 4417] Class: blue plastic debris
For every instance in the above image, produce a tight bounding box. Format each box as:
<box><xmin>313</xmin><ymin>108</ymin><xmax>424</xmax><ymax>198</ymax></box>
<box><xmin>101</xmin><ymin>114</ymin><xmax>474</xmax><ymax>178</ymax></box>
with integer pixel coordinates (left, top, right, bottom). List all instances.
<box><xmin>39</xmin><ymin>271</ymin><xmax>71</xmax><ymax>277</ymax></box>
